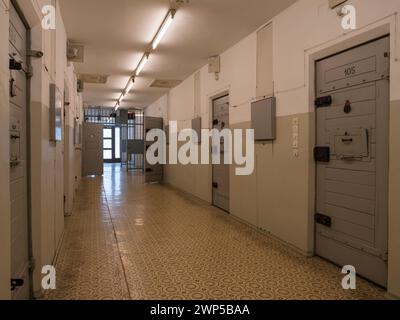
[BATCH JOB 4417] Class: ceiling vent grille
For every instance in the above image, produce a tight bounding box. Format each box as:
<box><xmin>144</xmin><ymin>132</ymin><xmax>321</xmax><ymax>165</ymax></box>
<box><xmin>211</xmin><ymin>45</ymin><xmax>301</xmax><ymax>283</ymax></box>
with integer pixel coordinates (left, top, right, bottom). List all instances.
<box><xmin>149</xmin><ymin>79</ymin><xmax>182</xmax><ymax>89</ymax></box>
<box><xmin>78</xmin><ymin>74</ymin><xmax>109</xmax><ymax>84</ymax></box>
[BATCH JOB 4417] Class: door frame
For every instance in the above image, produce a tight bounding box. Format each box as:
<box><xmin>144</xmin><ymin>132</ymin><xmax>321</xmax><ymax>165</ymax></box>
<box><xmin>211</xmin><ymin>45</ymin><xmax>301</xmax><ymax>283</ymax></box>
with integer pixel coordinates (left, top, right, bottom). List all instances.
<box><xmin>210</xmin><ymin>92</ymin><xmax>230</xmax><ymax>213</ymax></box>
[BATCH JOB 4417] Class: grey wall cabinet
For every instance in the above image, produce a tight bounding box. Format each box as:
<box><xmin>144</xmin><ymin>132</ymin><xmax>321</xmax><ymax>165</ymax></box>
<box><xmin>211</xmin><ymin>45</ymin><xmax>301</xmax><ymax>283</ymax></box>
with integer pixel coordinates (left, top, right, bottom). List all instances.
<box><xmin>251</xmin><ymin>97</ymin><xmax>276</xmax><ymax>141</ymax></box>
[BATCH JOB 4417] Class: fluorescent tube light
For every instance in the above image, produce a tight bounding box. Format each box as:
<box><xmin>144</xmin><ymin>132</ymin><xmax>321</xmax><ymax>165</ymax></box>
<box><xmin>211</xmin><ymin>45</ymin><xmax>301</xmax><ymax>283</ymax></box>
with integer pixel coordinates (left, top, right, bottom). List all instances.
<box><xmin>152</xmin><ymin>9</ymin><xmax>176</xmax><ymax>50</ymax></box>
<box><xmin>136</xmin><ymin>53</ymin><xmax>149</xmax><ymax>76</ymax></box>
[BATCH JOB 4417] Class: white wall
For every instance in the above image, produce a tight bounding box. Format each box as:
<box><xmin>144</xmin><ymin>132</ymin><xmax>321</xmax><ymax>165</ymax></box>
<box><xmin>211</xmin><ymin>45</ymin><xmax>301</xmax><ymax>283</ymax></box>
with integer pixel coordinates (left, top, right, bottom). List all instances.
<box><xmin>146</xmin><ymin>0</ymin><xmax>400</xmax><ymax>297</ymax></box>
<box><xmin>145</xmin><ymin>94</ymin><xmax>169</xmax><ymax>124</ymax></box>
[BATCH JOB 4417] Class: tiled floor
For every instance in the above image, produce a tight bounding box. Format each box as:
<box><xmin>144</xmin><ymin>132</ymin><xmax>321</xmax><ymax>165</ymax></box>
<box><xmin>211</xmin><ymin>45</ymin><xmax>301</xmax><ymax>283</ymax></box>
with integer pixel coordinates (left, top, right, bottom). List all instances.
<box><xmin>46</xmin><ymin>164</ymin><xmax>385</xmax><ymax>300</ymax></box>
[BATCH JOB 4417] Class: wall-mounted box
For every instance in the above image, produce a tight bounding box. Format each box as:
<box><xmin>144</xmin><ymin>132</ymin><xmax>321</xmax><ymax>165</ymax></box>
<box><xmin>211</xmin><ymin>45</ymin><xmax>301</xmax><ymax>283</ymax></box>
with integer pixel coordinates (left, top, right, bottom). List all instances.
<box><xmin>251</xmin><ymin>97</ymin><xmax>276</xmax><ymax>141</ymax></box>
<box><xmin>192</xmin><ymin>117</ymin><xmax>202</xmax><ymax>144</ymax></box>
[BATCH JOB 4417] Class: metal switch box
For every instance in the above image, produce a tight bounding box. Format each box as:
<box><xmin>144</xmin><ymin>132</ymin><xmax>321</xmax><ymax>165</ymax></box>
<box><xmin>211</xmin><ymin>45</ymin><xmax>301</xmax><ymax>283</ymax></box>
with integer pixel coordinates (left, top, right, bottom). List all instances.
<box><xmin>251</xmin><ymin>97</ymin><xmax>276</xmax><ymax>141</ymax></box>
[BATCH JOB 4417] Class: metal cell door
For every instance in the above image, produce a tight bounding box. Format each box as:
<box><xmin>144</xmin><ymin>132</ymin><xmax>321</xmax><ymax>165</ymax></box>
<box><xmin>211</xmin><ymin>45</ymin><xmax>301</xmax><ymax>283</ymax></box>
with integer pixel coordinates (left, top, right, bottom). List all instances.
<box><xmin>82</xmin><ymin>123</ymin><xmax>104</xmax><ymax>176</ymax></box>
<box><xmin>212</xmin><ymin>95</ymin><xmax>230</xmax><ymax>212</ymax></box>
<box><xmin>315</xmin><ymin>36</ymin><xmax>390</xmax><ymax>287</ymax></box>
<box><xmin>145</xmin><ymin>117</ymin><xmax>163</xmax><ymax>183</ymax></box>
<box><xmin>9</xmin><ymin>3</ymin><xmax>30</xmax><ymax>299</ymax></box>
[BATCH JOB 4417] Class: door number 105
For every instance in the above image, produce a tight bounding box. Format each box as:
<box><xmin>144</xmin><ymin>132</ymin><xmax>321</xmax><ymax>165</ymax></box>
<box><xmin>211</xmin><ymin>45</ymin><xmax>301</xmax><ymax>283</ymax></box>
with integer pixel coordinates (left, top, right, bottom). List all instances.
<box><xmin>344</xmin><ymin>66</ymin><xmax>356</xmax><ymax>76</ymax></box>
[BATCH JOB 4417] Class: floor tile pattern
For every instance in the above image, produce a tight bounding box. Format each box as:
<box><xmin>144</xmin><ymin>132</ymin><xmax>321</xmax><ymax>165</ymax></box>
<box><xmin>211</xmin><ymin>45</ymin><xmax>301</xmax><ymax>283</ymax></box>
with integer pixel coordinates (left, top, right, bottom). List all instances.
<box><xmin>46</xmin><ymin>164</ymin><xmax>385</xmax><ymax>300</ymax></box>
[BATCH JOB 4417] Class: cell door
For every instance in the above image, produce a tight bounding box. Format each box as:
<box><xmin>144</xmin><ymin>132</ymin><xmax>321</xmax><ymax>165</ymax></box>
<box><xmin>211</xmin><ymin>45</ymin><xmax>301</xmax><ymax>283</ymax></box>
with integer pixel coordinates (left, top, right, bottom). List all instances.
<box><xmin>315</xmin><ymin>36</ymin><xmax>390</xmax><ymax>287</ymax></box>
<box><xmin>82</xmin><ymin>123</ymin><xmax>104</xmax><ymax>176</ymax></box>
<box><xmin>9</xmin><ymin>3</ymin><xmax>31</xmax><ymax>299</ymax></box>
<box><xmin>212</xmin><ymin>95</ymin><xmax>230</xmax><ymax>212</ymax></box>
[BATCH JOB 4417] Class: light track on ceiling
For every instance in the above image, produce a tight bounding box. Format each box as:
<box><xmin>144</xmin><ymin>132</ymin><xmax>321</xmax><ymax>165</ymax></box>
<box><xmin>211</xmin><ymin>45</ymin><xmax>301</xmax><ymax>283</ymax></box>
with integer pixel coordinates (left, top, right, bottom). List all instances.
<box><xmin>115</xmin><ymin>8</ymin><xmax>177</xmax><ymax>111</ymax></box>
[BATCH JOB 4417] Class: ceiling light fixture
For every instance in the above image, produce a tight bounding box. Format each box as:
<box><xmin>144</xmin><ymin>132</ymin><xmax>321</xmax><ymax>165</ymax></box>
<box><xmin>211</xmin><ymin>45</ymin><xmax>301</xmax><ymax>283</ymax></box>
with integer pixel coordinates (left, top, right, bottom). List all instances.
<box><xmin>115</xmin><ymin>93</ymin><xmax>124</xmax><ymax>110</ymax></box>
<box><xmin>152</xmin><ymin>9</ymin><xmax>176</xmax><ymax>50</ymax></box>
<box><xmin>124</xmin><ymin>76</ymin><xmax>135</xmax><ymax>95</ymax></box>
<box><xmin>115</xmin><ymin>77</ymin><xmax>134</xmax><ymax>110</ymax></box>
<box><xmin>115</xmin><ymin>8</ymin><xmax>178</xmax><ymax>110</ymax></box>
<box><xmin>136</xmin><ymin>53</ymin><xmax>149</xmax><ymax>76</ymax></box>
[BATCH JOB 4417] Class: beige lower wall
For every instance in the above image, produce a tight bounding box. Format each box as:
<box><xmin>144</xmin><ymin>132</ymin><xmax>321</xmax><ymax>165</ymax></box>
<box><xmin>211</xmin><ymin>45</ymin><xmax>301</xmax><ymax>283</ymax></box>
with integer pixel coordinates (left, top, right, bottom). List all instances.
<box><xmin>231</xmin><ymin>114</ymin><xmax>313</xmax><ymax>254</ymax></box>
<box><xmin>388</xmin><ymin>100</ymin><xmax>400</xmax><ymax>298</ymax></box>
<box><xmin>165</xmin><ymin>146</ymin><xmax>212</xmax><ymax>203</ymax></box>
<box><xmin>166</xmin><ymin>113</ymin><xmax>314</xmax><ymax>255</ymax></box>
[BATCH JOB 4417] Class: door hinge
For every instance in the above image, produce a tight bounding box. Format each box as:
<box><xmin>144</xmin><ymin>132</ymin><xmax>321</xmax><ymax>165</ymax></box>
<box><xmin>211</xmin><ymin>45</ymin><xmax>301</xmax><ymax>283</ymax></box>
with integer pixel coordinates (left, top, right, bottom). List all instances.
<box><xmin>315</xmin><ymin>213</ymin><xmax>332</xmax><ymax>228</ymax></box>
<box><xmin>10</xmin><ymin>278</ymin><xmax>24</xmax><ymax>291</ymax></box>
<box><xmin>315</xmin><ymin>95</ymin><xmax>332</xmax><ymax>108</ymax></box>
<box><xmin>314</xmin><ymin>146</ymin><xmax>330</xmax><ymax>162</ymax></box>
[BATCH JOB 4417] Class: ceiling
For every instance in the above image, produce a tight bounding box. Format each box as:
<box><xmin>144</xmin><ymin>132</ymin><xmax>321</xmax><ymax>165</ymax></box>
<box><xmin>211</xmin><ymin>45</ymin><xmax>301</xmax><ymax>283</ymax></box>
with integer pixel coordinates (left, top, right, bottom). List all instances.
<box><xmin>59</xmin><ymin>0</ymin><xmax>297</xmax><ymax>109</ymax></box>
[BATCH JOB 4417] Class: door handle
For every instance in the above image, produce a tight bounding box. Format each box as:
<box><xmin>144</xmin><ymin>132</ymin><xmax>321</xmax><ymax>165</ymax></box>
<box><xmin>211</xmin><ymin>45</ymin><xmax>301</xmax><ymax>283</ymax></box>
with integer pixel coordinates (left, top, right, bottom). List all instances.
<box><xmin>341</xmin><ymin>138</ymin><xmax>353</xmax><ymax>143</ymax></box>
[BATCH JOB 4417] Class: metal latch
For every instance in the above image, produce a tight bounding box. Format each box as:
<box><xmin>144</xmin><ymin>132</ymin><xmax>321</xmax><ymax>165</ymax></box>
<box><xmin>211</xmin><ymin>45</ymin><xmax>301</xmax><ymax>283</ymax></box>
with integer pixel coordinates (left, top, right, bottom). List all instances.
<box><xmin>315</xmin><ymin>213</ymin><xmax>332</xmax><ymax>228</ymax></box>
<box><xmin>11</xmin><ymin>279</ymin><xmax>24</xmax><ymax>291</ymax></box>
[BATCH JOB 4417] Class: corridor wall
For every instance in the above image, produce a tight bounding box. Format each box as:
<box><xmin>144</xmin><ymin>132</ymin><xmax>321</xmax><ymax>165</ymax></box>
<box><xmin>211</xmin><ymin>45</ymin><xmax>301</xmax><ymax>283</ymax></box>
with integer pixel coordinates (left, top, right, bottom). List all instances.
<box><xmin>146</xmin><ymin>0</ymin><xmax>400</xmax><ymax>297</ymax></box>
<box><xmin>0</xmin><ymin>0</ymin><xmax>84</xmax><ymax>298</ymax></box>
